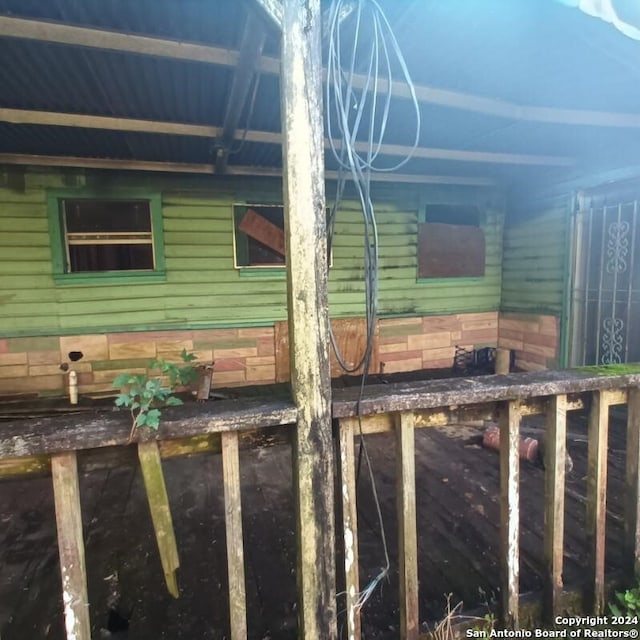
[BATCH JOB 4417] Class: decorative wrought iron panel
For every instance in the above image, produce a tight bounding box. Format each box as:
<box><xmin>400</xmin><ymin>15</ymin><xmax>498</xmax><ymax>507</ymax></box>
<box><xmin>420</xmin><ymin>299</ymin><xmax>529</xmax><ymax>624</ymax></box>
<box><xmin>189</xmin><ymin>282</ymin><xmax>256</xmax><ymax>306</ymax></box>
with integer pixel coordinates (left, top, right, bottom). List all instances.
<box><xmin>571</xmin><ymin>199</ymin><xmax>640</xmax><ymax>366</ymax></box>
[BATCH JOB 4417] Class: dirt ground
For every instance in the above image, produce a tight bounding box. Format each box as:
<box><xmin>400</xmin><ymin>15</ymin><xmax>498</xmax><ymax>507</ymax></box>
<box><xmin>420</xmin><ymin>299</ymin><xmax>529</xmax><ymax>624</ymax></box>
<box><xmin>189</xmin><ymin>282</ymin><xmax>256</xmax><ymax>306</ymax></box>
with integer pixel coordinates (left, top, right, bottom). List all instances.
<box><xmin>0</xmin><ymin>410</ymin><xmax>629</xmax><ymax>639</ymax></box>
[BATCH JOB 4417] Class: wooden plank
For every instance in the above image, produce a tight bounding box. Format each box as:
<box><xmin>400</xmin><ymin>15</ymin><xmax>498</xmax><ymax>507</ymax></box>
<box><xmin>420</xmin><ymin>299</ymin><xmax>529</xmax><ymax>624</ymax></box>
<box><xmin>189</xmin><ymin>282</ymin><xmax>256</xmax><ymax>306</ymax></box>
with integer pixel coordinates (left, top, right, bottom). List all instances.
<box><xmin>253</xmin><ymin>0</ymin><xmax>284</xmax><ymax>28</ymax></box>
<box><xmin>338</xmin><ymin>418</ymin><xmax>361</xmax><ymax>640</ymax></box>
<box><xmin>0</xmin><ymin>397</ymin><xmax>297</xmax><ymax>460</ymax></box>
<box><xmin>0</xmin><ymin>15</ymin><xmax>249</xmax><ymax>67</ymax></box>
<box><xmin>585</xmin><ymin>390</ymin><xmax>610</xmax><ymax>615</ymax></box>
<box><xmin>0</xmin><ymin>153</ymin><xmax>216</xmax><ymax>174</ymax></box>
<box><xmin>0</xmin><ymin>109</ymin><xmax>570</xmax><ymax>167</ymax></box>
<box><xmin>275</xmin><ymin>317</ymin><xmax>380</xmax><ymax>382</ymax></box>
<box><xmin>0</xmin><ymin>151</ymin><xmax>496</xmax><ymax>185</ymax></box>
<box><xmin>239</xmin><ymin>208</ymin><xmax>286</xmax><ymax>256</ymax></box>
<box><xmin>499</xmin><ymin>400</ymin><xmax>521</xmax><ymax>629</ymax></box>
<box><xmin>221</xmin><ymin>431</ymin><xmax>248</xmax><ymax>640</ymax></box>
<box><xmin>2</xmin><ymin>17</ymin><xmax>640</xmax><ymax>129</ymax></box>
<box><xmin>543</xmin><ymin>394</ymin><xmax>567</xmax><ymax>621</ymax></box>
<box><xmin>0</xmin><ymin>107</ymin><xmax>221</xmax><ymax>137</ymax></box>
<box><xmin>417</xmin><ymin>223</ymin><xmax>485</xmax><ymax>278</ymax></box>
<box><xmin>137</xmin><ymin>441</ymin><xmax>180</xmax><ymax>598</ymax></box>
<box><xmin>332</xmin><ymin>368</ymin><xmax>640</xmax><ymax>419</ymax></box>
<box><xmin>605</xmin><ymin>388</ymin><xmax>628</xmax><ymax>406</ymax></box>
<box><xmin>625</xmin><ymin>387</ymin><xmax>640</xmax><ymax>580</ymax></box>
<box><xmin>395</xmin><ymin>411</ymin><xmax>419</xmax><ymax>640</ymax></box>
<box><xmin>280</xmin><ymin>0</ymin><xmax>336</xmax><ymax>637</ymax></box>
<box><xmin>496</xmin><ymin>348</ymin><xmax>511</xmax><ymax>375</ymax></box>
<box><xmin>0</xmin><ymin>454</ymin><xmax>50</xmax><ymax>478</ymax></box>
<box><xmin>51</xmin><ymin>451</ymin><xmax>91</xmax><ymax>640</ymax></box>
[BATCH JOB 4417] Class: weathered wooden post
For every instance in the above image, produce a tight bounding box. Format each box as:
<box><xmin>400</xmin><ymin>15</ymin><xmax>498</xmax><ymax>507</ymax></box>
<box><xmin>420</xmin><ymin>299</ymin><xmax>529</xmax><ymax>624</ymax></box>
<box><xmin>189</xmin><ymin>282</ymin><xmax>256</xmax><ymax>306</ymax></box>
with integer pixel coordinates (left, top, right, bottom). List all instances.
<box><xmin>625</xmin><ymin>387</ymin><xmax>640</xmax><ymax>580</ymax></box>
<box><xmin>265</xmin><ymin>0</ymin><xmax>338</xmax><ymax>637</ymax></box>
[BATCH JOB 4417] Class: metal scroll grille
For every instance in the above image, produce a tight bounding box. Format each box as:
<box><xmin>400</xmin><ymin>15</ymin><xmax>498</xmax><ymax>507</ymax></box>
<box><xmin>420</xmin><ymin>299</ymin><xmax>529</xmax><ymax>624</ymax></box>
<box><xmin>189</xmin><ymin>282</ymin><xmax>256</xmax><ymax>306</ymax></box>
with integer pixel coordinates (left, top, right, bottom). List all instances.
<box><xmin>571</xmin><ymin>199</ymin><xmax>640</xmax><ymax>365</ymax></box>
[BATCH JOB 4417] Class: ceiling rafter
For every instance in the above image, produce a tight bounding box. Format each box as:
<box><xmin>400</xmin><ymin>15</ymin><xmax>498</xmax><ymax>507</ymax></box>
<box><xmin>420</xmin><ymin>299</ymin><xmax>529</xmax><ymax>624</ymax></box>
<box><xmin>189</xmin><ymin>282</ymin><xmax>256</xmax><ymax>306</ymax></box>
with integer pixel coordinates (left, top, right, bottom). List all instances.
<box><xmin>0</xmin><ymin>16</ymin><xmax>639</xmax><ymax>129</ymax></box>
<box><xmin>0</xmin><ymin>108</ymin><xmax>573</xmax><ymax>167</ymax></box>
<box><xmin>252</xmin><ymin>0</ymin><xmax>283</xmax><ymax>29</ymax></box>
<box><xmin>0</xmin><ymin>153</ymin><xmax>497</xmax><ymax>186</ymax></box>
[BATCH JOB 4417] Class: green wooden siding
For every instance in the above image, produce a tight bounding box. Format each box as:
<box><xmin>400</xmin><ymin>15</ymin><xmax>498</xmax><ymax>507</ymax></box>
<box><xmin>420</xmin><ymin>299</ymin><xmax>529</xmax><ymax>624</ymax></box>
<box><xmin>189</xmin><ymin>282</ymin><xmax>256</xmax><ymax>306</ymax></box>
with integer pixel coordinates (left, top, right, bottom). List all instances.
<box><xmin>501</xmin><ymin>194</ymin><xmax>570</xmax><ymax>316</ymax></box>
<box><xmin>0</xmin><ymin>171</ymin><xmax>504</xmax><ymax>336</ymax></box>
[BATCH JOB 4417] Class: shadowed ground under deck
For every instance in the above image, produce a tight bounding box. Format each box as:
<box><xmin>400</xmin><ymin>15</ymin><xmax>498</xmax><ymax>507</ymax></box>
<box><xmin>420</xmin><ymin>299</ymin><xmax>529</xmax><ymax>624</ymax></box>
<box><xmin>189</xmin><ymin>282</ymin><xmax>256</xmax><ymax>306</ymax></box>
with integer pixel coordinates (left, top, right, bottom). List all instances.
<box><xmin>0</xmin><ymin>401</ymin><xmax>628</xmax><ymax>639</ymax></box>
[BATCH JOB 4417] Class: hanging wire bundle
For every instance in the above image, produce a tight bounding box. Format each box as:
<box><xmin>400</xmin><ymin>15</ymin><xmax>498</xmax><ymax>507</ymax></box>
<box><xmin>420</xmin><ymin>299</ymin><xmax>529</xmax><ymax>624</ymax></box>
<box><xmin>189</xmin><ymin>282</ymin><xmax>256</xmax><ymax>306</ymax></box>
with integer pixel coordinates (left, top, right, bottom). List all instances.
<box><xmin>325</xmin><ymin>0</ymin><xmax>421</xmax><ymax>615</ymax></box>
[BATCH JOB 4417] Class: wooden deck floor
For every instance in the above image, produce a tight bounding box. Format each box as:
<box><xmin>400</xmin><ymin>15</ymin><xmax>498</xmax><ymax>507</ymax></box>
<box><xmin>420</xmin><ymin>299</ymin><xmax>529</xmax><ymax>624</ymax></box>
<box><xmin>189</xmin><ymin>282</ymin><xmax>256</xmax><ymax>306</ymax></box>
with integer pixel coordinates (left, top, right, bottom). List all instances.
<box><xmin>0</xmin><ymin>402</ymin><xmax>629</xmax><ymax>639</ymax></box>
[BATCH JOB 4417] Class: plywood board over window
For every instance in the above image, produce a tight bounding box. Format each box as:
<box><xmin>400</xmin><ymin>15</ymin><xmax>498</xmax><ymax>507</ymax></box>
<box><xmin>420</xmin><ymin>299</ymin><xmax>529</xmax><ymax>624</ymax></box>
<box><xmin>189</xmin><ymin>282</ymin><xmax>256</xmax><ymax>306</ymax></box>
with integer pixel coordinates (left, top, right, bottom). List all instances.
<box><xmin>417</xmin><ymin>222</ymin><xmax>486</xmax><ymax>278</ymax></box>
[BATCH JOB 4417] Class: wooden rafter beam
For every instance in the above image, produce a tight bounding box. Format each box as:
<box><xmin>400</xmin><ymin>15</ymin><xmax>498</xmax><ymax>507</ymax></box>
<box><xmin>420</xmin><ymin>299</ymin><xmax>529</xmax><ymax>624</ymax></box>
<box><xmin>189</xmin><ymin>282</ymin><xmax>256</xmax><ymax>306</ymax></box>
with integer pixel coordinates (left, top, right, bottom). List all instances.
<box><xmin>0</xmin><ymin>152</ymin><xmax>498</xmax><ymax>186</ymax></box>
<box><xmin>0</xmin><ymin>107</ymin><xmax>221</xmax><ymax>137</ymax></box>
<box><xmin>216</xmin><ymin>11</ymin><xmax>267</xmax><ymax>172</ymax></box>
<box><xmin>0</xmin><ymin>16</ymin><xmax>639</xmax><ymax>128</ymax></box>
<box><xmin>253</xmin><ymin>0</ymin><xmax>283</xmax><ymax>29</ymax></box>
<box><xmin>0</xmin><ymin>108</ymin><xmax>573</xmax><ymax>167</ymax></box>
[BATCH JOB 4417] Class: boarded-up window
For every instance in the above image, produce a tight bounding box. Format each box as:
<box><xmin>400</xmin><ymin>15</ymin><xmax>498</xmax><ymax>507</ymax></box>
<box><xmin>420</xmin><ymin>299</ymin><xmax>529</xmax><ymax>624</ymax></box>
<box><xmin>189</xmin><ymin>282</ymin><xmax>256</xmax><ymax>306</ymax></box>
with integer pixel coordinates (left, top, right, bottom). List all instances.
<box><xmin>418</xmin><ymin>204</ymin><xmax>485</xmax><ymax>278</ymax></box>
<box><xmin>233</xmin><ymin>204</ymin><xmax>286</xmax><ymax>267</ymax></box>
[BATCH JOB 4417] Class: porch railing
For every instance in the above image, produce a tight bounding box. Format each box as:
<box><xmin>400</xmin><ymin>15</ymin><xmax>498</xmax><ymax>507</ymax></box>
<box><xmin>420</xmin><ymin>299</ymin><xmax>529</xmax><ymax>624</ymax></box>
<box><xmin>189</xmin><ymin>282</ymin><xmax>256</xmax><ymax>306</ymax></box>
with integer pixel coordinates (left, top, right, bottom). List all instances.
<box><xmin>1</xmin><ymin>369</ymin><xmax>639</xmax><ymax>639</ymax></box>
<box><xmin>332</xmin><ymin>370</ymin><xmax>640</xmax><ymax>638</ymax></box>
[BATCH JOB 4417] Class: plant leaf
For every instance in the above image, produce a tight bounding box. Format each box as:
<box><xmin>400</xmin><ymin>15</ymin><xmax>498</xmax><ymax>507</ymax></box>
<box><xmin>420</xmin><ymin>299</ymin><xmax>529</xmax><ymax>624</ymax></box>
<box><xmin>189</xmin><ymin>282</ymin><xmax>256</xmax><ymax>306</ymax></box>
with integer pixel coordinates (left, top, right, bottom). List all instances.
<box><xmin>146</xmin><ymin>409</ymin><xmax>161</xmax><ymax>429</ymax></box>
<box><xmin>115</xmin><ymin>393</ymin><xmax>130</xmax><ymax>407</ymax></box>
<box><xmin>165</xmin><ymin>396</ymin><xmax>183</xmax><ymax>407</ymax></box>
<box><xmin>181</xmin><ymin>348</ymin><xmax>197</xmax><ymax>363</ymax></box>
<box><xmin>113</xmin><ymin>374</ymin><xmax>131</xmax><ymax>388</ymax></box>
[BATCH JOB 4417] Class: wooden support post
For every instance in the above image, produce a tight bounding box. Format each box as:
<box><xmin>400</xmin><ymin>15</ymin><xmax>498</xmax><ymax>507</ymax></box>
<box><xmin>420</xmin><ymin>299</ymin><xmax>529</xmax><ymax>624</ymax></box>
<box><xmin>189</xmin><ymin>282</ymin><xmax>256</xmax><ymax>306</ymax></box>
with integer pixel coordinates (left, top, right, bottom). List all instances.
<box><xmin>499</xmin><ymin>400</ymin><xmax>521</xmax><ymax>629</ymax></box>
<box><xmin>338</xmin><ymin>418</ymin><xmax>361</xmax><ymax>640</ymax></box>
<box><xmin>395</xmin><ymin>411</ymin><xmax>419</xmax><ymax>640</ymax></box>
<box><xmin>138</xmin><ymin>441</ymin><xmax>180</xmax><ymax>598</ymax></box>
<box><xmin>586</xmin><ymin>390</ymin><xmax>609</xmax><ymax>615</ymax></box>
<box><xmin>625</xmin><ymin>388</ymin><xmax>640</xmax><ymax>580</ymax></box>
<box><xmin>495</xmin><ymin>348</ymin><xmax>511</xmax><ymax>375</ymax></box>
<box><xmin>543</xmin><ymin>394</ymin><xmax>567</xmax><ymax>621</ymax></box>
<box><xmin>221</xmin><ymin>431</ymin><xmax>248</xmax><ymax>640</ymax></box>
<box><xmin>51</xmin><ymin>451</ymin><xmax>91</xmax><ymax>640</ymax></box>
<box><xmin>279</xmin><ymin>0</ymin><xmax>336</xmax><ymax>638</ymax></box>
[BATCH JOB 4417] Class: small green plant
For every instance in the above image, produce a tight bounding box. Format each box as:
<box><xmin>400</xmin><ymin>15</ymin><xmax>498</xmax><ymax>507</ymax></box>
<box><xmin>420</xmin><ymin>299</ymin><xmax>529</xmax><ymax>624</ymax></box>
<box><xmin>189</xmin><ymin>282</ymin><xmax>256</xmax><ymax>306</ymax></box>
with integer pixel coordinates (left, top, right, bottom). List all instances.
<box><xmin>608</xmin><ymin>580</ymin><xmax>640</xmax><ymax>618</ymax></box>
<box><xmin>113</xmin><ymin>349</ymin><xmax>198</xmax><ymax>440</ymax></box>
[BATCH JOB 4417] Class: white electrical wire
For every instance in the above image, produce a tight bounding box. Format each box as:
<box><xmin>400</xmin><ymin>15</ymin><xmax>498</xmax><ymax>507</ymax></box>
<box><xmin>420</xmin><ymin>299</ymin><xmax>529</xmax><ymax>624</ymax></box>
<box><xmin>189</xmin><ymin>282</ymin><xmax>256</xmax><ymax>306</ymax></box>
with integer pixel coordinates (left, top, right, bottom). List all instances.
<box><xmin>325</xmin><ymin>0</ymin><xmax>421</xmax><ymax>618</ymax></box>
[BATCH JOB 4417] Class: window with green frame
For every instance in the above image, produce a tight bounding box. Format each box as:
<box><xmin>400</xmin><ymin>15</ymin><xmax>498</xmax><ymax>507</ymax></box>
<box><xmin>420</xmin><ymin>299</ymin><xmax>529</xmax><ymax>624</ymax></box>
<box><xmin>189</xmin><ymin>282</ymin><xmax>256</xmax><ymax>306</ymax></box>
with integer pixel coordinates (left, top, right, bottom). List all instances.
<box><xmin>48</xmin><ymin>191</ymin><xmax>166</xmax><ymax>284</ymax></box>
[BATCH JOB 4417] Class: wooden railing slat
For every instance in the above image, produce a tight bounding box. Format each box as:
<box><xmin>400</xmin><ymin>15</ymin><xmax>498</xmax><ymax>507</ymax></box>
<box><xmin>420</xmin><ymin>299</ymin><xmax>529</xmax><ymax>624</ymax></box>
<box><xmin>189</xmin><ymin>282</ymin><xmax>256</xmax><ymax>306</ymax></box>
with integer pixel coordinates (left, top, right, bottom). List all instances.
<box><xmin>395</xmin><ymin>411</ymin><xmax>419</xmax><ymax>640</ymax></box>
<box><xmin>51</xmin><ymin>451</ymin><xmax>91</xmax><ymax>640</ymax></box>
<box><xmin>338</xmin><ymin>418</ymin><xmax>361</xmax><ymax>640</ymax></box>
<box><xmin>543</xmin><ymin>394</ymin><xmax>567</xmax><ymax>621</ymax></box>
<box><xmin>586</xmin><ymin>390</ymin><xmax>610</xmax><ymax>615</ymax></box>
<box><xmin>138</xmin><ymin>441</ymin><xmax>180</xmax><ymax>598</ymax></box>
<box><xmin>500</xmin><ymin>400</ymin><xmax>521</xmax><ymax>629</ymax></box>
<box><xmin>625</xmin><ymin>387</ymin><xmax>640</xmax><ymax>580</ymax></box>
<box><xmin>221</xmin><ymin>431</ymin><xmax>248</xmax><ymax>640</ymax></box>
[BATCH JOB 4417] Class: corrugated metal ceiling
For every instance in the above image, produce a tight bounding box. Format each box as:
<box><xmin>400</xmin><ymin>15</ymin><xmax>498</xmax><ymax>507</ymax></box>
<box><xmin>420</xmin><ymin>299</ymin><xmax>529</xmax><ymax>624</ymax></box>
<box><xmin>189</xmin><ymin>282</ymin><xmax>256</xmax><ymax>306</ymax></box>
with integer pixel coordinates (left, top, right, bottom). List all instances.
<box><xmin>0</xmin><ymin>0</ymin><xmax>638</xmax><ymax>186</ymax></box>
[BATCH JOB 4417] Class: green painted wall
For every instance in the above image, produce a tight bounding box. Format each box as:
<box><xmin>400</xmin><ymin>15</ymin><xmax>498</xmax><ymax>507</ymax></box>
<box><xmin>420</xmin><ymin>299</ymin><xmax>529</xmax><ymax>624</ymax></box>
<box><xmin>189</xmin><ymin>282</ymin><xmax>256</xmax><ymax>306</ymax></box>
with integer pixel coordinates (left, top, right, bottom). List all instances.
<box><xmin>0</xmin><ymin>170</ymin><xmax>504</xmax><ymax>337</ymax></box>
<box><xmin>501</xmin><ymin>193</ymin><xmax>571</xmax><ymax>316</ymax></box>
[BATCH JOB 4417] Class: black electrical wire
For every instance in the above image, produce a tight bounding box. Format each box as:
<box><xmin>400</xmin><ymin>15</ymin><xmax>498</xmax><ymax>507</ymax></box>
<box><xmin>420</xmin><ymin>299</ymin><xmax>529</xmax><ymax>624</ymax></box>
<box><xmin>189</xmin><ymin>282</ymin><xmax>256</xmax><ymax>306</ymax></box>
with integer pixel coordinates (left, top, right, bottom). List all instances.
<box><xmin>325</xmin><ymin>0</ymin><xmax>421</xmax><ymax>614</ymax></box>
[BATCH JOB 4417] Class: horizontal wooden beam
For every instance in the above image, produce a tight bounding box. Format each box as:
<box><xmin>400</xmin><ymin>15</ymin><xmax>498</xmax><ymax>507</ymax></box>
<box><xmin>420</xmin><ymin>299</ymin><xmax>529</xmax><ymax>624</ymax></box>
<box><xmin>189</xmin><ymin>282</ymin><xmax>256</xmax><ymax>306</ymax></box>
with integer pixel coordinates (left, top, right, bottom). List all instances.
<box><xmin>1</xmin><ymin>16</ymin><xmax>639</xmax><ymax>129</ymax></box>
<box><xmin>0</xmin><ymin>15</ymin><xmax>250</xmax><ymax>68</ymax></box>
<box><xmin>0</xmin><ymin>153</ymin><xmax>217</xmax><ymax>174</ymax></box>
<box><xmin>253</xmin><ymin>0</ymin><xmax>283</xmax><ymax>29</ymax></box>
<box><xmin>0</xmin><ymin>109</ymin><xmax>572</xmax><ymax>167</ymax></box>
<box><xmin>0</xmin><ymin>107</ymin><xmax>221</xmax><ymax>137</ymax></box>
<box><xmin>0</xmin><ymin>152</ymin><xmax>498</xmax><ymax>186</ymax></box>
